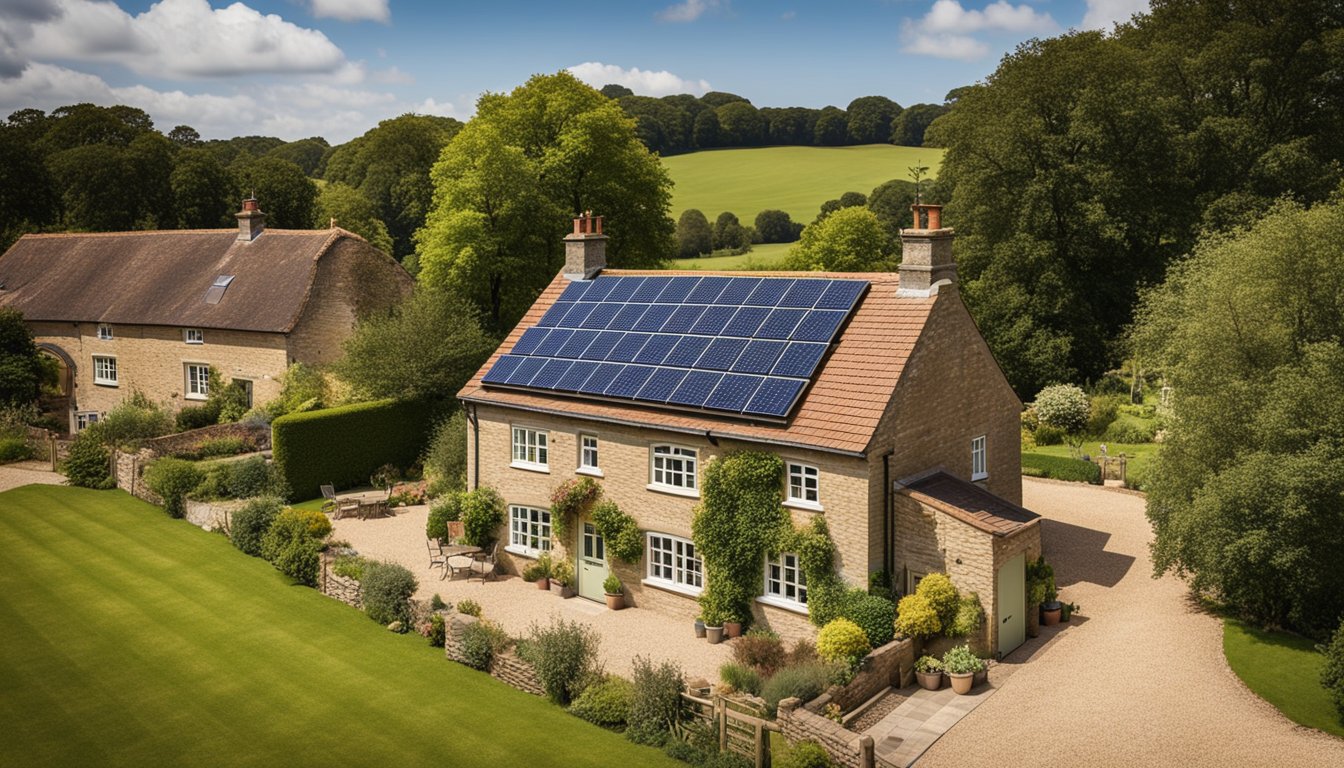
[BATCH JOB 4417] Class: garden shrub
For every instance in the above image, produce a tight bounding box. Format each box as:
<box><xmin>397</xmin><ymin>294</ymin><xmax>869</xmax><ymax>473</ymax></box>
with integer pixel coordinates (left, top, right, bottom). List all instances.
<box><xmin>422</xmin><ymin>409</ymin><xmax>468</xmax><ymax>496</ymax></box>
<box><xmin>142</xmin><ymin>458</ymin><xmax>204</xmax><ymax>518</ymax></box>
<box><xmin>460</xmin><ymin>486</ymin><xmax>504</xmax><ymax>547</ymax></box>
<box><xmin>460</xmin><ymin>619</ymin><xmax>510</xmax><ymax>670</ymax></box>
<box><xmin>817</xmin><ymin>618</ymin><xmax>871</xmax><ymax>666</ymax></box>
<box><xmin>196</xmin><ymin>436</ymin><xmax>249</xmax><ymax>458</ymax></box>
<box><xmin>271</xmin><ymin>398</ymin><xmax>432</xmax><ymax>501</ymax></box>
<box><xmin>229</xmin><ymin>496</ymin><xmax>283</xmax><ymax>556</ymax></box>
<box><xmin>569</xmin><ymin>675</ymin><xmax>634</xmax><ymax>728</ymax></box>
<box><xmin>1033</xmin><ymin>384</ymin><xmax>1089</xmax><ymax>437</ymax></box>
<box><xmin>733</xmin><ymin>629</ymin><xmax>786</xmax><ymax>676</ymax></box>
<box><xmin>916</xmin><ymin>573</ymin><xmax>961</xmax><ymax>629</ymax></box>
<box><xmin>842</xmin><ymin>592</ymin><xmax>895</xmax><ymax>647</ymax></box>
<box><xmin>626</xmin><ymin>656</ymin><xmax>685</xmax><ymax>746</ymax></box>
<box><xmin>0</xmin><ymin>436</ymin><xmax>32</xmax><ymax>463</ymax></box>
<box><xmin>761</xmin><ymin>663</ymin><xmax>832</xmax><ymax>716</ymax></box>
<box><xmin>226</xmin><ymin>456</ymin><xmax>275</xmax><ymax>499</ymax></box>
<box><xmin>1020</xmin><ymin>453</ymin><xmax>1102</xmax><ymax>484</ymax></box>
<box><xmin>360</xmin><ymin>561</ymin><xmax>418</xmax><ymax>626</ymax></box>
<box><xmin>941</xmin><ymin>644</ymin><xmax>985</xmax><ymax>675</ymax></box>
<box><xmin>260</xmin><ymin>508</ymin><xmax>330</xmax><ymax>586</ymax></box>
<box><xmin>1102</xmin><ymin>418</ymin><xmax>1157</xmax><ymax>444</ymax></box>
<box><xmin>775</xmin><ymin>740</ymin><xmax>835</xmax><ymax>768</ymax></box>
<box><xmin>521</xmin><ymin>617</ymin><xmax>602</xmax><ymax>705</ymax></box>
<box><xmin>99</xmin><ymin>394</ymin><xmax>174</xmax><ymax>447</ymax></box>
<box><xmin>269</xmin><ymin>535</ymin><xmax>322</xmax><ymax>586</ymax></box>
<box><xmin>948</xmin><ymin>594</ymin><xmax>985</xmax><ymax>638</ymax></box>
<box><xmin>62</xmin><ymin>426</ymin><xmax>113</xmax><ymax>488</ymax></box>
<box><xmin>425</xmin><ymin>493</ymin><xmax>462</xmax><ymax>540</ymax></box>
<box><xmin>1322</xmin><ymin>619</ymin><xmax>1344</xmax><ymax>722</ymax></box>
<box><xmin>788</xmin><ymin>639</ymin><xmax>818</xmax><ymax>666</ymax></box>
<box><xmin>428</xmin><ymin>614</ymin><xmax>446</xmax><ymax>648</ymax></box>
<box><xmin>175</xmin><ymin>404</ymin><xmax>218</xmax><ymax>432</ymax></box>
<box><xmin>591</xmin><ymin>500</ymin><xmax>642</xmax><ymax>563</ymax></box>
<box><xmin>456</xmin><ymin>598</ymin><xmax>482</xmax><ymax>617</ymax></box>
<box><xmin>1031</xmin><ymin>424</ymin><xmax>1066</xmax><ymax>446</ymax></box>
<box><xmin>895</xmin><ymin>593</ymin><xmax>940</xmax><ymax>638</ymax></box>
<box><xmin>718</xmin><ymin>661</ymin><xmax>762</xmax><ymax>695</ymax></box>
<box><xmin>332</xmin><ymin>554</ymin><xmax>369</xmax><ymax>580</ymax></box>
<box><xmin>1086</xmin><ymin>394</ymin><xmax>1123</xmax><ymax>436</ymax></box>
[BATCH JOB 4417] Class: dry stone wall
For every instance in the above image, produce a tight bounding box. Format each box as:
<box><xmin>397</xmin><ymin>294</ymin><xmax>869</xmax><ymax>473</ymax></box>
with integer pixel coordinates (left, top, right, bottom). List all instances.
<box><xmin>443</xmin><ymin>612</ymin><xmax>543</xmax><ymax>696</ymax></box>
<box><xmin>777</xmin><ymin>697</ymin><xmax>874</xmax><ymax>768</ymax></box>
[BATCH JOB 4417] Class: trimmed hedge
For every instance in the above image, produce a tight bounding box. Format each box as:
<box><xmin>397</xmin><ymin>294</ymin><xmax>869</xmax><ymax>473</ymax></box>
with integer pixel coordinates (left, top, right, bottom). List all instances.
<box><xmin>272</xmin><ymin>398</ymin><xmax>432</xmax><ymax>501</ymax></box>
<box><xmin>1021</xmin><ymin>452</ymin><xmax>1102</xmax><ymax>484</ymax></box>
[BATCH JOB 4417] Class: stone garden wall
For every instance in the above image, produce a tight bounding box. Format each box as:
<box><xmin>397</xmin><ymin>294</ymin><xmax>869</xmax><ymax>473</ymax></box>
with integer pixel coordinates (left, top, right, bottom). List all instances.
<box><xmin>443</xmin><ymin>612</ymin><xmax>544</xmax><ymax>696</ymax></box>
<box><xmin>809</xmin><ymin>638</ymin><xmax>915</xmax><ymax>714</ymax></box>
<box><xmin>777</xmin><ymin>698</ymin><xmax>875</xmax><ymax>768</ymax></box>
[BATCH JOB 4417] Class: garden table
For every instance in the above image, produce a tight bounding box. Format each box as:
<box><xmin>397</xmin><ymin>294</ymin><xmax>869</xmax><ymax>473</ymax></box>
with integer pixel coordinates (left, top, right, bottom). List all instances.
<box><xmin>441</xmin><ymin>544</ymin><xmax>481</xmax><ymax>580</ymax></box>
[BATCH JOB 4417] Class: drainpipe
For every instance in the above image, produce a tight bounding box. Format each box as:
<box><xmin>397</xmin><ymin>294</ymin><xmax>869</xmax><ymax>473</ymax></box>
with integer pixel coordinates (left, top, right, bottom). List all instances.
<box><xmin>882</xmin><ymin>450</ymin><xmax>894</xmax><ymax>586</ymax></box>
<box><xmin>467</xmin><ymin>403</ymin><xmax>479</xmax><ymax>490</ymax></box>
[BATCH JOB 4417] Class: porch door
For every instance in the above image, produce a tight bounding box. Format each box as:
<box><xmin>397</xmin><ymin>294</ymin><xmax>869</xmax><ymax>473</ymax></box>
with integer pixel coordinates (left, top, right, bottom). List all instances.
<box><xmin>577</xmin><ymin>521</ymin><xmax>607</xmax><ymax>602</ymax></box>
<box><xmin>997</xmin><ymin>552</ymin><xmax>1026</xmax><ymax>657</ymax></box>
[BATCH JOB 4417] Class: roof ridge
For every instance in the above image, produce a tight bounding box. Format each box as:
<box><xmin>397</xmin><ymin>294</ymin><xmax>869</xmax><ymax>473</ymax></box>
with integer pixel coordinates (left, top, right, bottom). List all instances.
<box><xmin>18</xmin><ymin>228</ymin><xmax>337</xmax><ymax>240</ymax></box>
<box><xmin>604</xmin><ymin>269</ymin><xmax>900</xmax><ymax>280</ymax></box>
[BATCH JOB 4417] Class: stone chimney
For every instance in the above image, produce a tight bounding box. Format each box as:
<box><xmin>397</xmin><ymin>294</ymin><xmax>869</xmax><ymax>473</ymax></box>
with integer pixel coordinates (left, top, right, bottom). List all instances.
<box><xmin>898</xmin><ymin>203</ymin><xmax>955</xmax><ymax>297</ymax></box>
<box><xmin>236</xmin><ymin>197</ymin><xmax>265</xmax><ymax>242</ymax></box>
<box><xmin>564</xmin><ymin>211</ymin><xmax>607</xmax><ymax>280</ymax></box>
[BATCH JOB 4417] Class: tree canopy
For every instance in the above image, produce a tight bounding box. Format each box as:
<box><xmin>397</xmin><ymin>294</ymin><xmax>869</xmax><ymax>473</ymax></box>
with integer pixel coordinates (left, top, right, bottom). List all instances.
<box><xmin>314</xmin><ymin>182</ymin><xmax>394</xmax><ymax>255</ymax></box>
<box><xmin>784</xmin><ymin>206</ymin><xmax>893</xmax><ymax>272</ymax></box>
<box><xmin>0</xmin><ymin>308</ymin><xmax>44</xmax><ymax>407</ymax></box>
<box><xmin>416</xmin><ymin>71</ymin><xmax>674</xmax><ymax>333</ymax></box>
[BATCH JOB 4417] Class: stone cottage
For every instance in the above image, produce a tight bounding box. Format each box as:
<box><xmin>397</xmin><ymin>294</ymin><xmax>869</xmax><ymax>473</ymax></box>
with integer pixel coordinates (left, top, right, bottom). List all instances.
<box><xmin>0</xmin><ymin>199</ymin><xmax>414</xmax><ymax>433</ymax></box>
<box><xmin>458</xmin><ymin>207</ymin><xmax>1041</xmax><ymax>657</ymax></box>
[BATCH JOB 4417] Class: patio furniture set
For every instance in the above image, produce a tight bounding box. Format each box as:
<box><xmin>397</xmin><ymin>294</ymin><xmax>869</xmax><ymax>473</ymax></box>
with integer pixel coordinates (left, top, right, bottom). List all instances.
<box><xmin>319</xmin><ymin>484</ymin><xmax>393</xmax><ymax>521</ymax></box>
<box><xmin>427</xmin><ymin>521</ymin><xmax>498</xmax><ymax>581</ymax></box>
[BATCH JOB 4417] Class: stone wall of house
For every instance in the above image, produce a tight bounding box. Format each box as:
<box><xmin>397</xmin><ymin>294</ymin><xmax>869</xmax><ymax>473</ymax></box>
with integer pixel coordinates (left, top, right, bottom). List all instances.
<box><xmin>866</xmin><ymin>289</ymin><xmax>1024</xmax><ymax>575</ymax></box>
<box><xmin>468</xmin><ymin>402</ymin><xmax>872</xmax><ymax>638</ymax></box>
<box><xmin>808</xmin><ymin>638</ymin><xmax>914</xmax><ymax>715</ymax></box>
<box><xmin>443</xmin><ymin>612</ymin><xmax>544</xmax><ymax>696</ymax></box>
<box><xmin>777</xmin><ymin>698</ymin><xmax>875</xmax><ymax>768</ymax></box>
<box><xmin>29</xmin><ymin>320</ymin><xmax>289</xmax><ymax>425</ymax></box>
<box><xmin>284</xmin><ymin>237</ymin><xmax>413</xmax><ymax>368</ymax></box>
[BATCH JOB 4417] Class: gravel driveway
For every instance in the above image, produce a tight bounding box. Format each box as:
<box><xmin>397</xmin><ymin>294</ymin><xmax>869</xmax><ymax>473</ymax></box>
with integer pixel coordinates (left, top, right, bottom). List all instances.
<box><xmin>917</xmin><ymin>478</ymin><xmax>1344</xmax><ymax>767</ymax></box>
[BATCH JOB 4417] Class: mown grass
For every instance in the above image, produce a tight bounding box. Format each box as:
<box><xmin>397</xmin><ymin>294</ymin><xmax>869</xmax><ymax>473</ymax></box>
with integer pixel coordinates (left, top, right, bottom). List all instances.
<box><xmin>669</xmin><ymin>242</ymin><xmax>792</xmax><ymax>270</ymax></box>
<box><xmin>663</xmin><ymin>144</ymin><xmax>944</xmax><ymax>225</ymax></box>
<box><xmin>1027</xmin><ymin>440</ymin><xmax>1160</xmax><ymax>488</ymax></box>
<box><xmin>1223</xmin><ymin>618</ymin><xmax>1344</xmax><ymax>738</ymax></box>
<box><xmin>0</xmin><ymin>485</ymin><xmax>680</xmax><ymax>768</ymax></box>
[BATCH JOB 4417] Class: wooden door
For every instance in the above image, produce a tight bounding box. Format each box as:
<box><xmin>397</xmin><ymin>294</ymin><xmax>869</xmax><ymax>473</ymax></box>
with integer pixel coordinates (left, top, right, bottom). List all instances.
<box><xmin>577</xmin><ymin>521</ymin><xmax>607</xmax><ymax>602</ymax></box>
<box><xmin>997</xmin><ymin>552</ymin><xmax>1026</xmax><ymax>657</ymax></box>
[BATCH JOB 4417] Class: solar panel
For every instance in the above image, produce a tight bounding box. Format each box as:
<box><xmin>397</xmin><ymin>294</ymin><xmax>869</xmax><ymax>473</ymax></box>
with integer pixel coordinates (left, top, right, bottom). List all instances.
<box><xmin>481</xmin><ymin>275</ymin><xmax>867</xmax><ymax>420</ymax></box>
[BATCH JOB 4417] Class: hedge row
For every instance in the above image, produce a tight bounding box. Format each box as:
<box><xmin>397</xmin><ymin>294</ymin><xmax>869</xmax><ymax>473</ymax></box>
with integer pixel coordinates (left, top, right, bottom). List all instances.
<box><xmin>1021</xmin><ymin>452</ymin><xmax>1102</xmax><ymax>484</ymax></box>
<box><xmin>272</xmin><ymin>398</ymin><xmax>432</xmax><ymax>501</ymax></box>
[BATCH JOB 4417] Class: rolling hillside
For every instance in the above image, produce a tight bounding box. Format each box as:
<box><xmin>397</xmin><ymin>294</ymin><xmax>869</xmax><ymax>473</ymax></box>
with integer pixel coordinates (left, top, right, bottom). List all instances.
<box><xmin>662</xmin><ymin>144</ymin><xmax>944</xmax><ymax>225</ymax></box>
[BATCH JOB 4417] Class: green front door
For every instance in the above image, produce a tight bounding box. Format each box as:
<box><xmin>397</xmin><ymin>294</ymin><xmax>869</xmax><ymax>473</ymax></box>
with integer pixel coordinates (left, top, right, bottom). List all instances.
<box><xmin>997</xmin><ymin>552</ymin><xmax>1026</xmax><ymax>657</ymax></box>
<box><xmin>577</xmin><ymin>522</ymin><xmax>607</xmax><ymax>602</ymax></box>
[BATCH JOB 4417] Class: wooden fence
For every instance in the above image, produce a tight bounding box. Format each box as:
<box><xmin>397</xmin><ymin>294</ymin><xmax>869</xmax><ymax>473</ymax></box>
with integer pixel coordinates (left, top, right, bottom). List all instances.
<box><xmin>679</xmin><ymin>692</ymin><xmax>780</xmax><ymax>768</ymax></box>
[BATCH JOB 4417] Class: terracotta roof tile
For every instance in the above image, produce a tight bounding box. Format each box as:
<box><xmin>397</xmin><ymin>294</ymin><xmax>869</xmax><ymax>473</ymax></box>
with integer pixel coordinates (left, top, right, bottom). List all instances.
<box><xmin>458</xmin><ymin>269</ymin><xmax>937</xmax><ymax>456</ymax></box>
<box><xmin>901</xmin><ymin>472</ymin><xmax>1040</xmax><ymax>536</ymax></box>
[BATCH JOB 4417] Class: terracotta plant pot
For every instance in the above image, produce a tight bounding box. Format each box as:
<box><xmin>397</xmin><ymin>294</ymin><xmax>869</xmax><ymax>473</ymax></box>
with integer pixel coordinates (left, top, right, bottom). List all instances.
<box><xmin>550</xmin><ymin>581</ymin><xmax>574</xmax><ymax>598</ymax></box>
<box><xmin>724</xmin><ymin>621</ymin><xmax>742</xmax><ymax>639</ymax></box>
<box><xmin>1042</xmin><ymin>601</ymin><xmax>1062</xmax><ymax>626</ymax></box>
<box><xmin>605</xmin><ymin>592</ymin><xmax>625</xmax><ymax>611</ymax></box>
<box><xmin>535</xmin><ymin>577</ymin><xmax>550</xmax><ymax>590</ymax></box>
<box><xmin>916</xmin><ymin>670</ymin><xmax>943</xmax><ymax>691</ymax></box>
<box><xmin>705</xmin><ymin>626</ymin><xmax>724</xmax><ymax>644</ymax></box>
<box><xmin>694</xmin><ymin>619</ymin><xmax>706</xmax><ymax>638</ymax></box>
<box><xmin>949</xmin><ymin>672</ymin><xmax>974</xmax><ymax>695</ymax></box>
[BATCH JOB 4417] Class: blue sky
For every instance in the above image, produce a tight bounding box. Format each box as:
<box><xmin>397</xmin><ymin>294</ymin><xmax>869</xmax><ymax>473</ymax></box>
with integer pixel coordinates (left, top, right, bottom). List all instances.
<box><xmin>0</xmin><ymin>0</ymin><xmax>1148</xmax><ymax>142</ymax></box>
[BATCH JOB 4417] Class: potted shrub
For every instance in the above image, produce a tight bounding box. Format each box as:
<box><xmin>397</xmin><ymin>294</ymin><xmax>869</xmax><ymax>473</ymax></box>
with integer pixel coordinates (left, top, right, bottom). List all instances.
<box><xmin>603</xmin><ymin>573</ymin><xmax>625</xmax><ymax>611</ymax></box>
<box><xmin>724</xmin><ymin>612</ymin><xmax>743</xmax><ymax>639</ymax></box>
<box><xmin>703</xmin><ymin>607</ymin><xmax>725</xmax><ymax>645</ymax></box>
<box><xmin>549</xmin><ymin>560</ymin><xmax>575</xmax><ymax>598</ymax></box>
<box><xmin>694</xmin><ymin>616</ymin><xmax>706</xmax><ymax>639</ymax></box>
<box><xmin>522</xmin><ymin>552</ymin><xmax>552</xmax><ymax>590</ymax></box>
<box><xmin>1041</xmin><ymin>579</ymin><xmax>1062</xmax><ymax>626</ymax></box>
<box><xmin>914</xmin><ymin>655</ymin><xmax>943</xmax><ymax>691</ymax></box>
<box><xmin>1061</xmin><ymin>601</ymin><xmax>1078</xmax><ymax>622</ymax></box>
<box><xmin>942</xmin><ymin>644</ymin><xmax>985</xmax><ymax>695</ymax></box>
<box><xmin>1026</xmin><ymin>556</ymin><xmax>1052</xmax><ymax>637</ymax></box>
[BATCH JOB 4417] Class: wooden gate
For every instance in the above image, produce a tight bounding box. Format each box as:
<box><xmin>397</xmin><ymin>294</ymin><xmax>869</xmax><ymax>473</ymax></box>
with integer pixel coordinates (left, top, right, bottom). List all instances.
<box><xmin>679</xmin><ymin>693</ymin><xmax>779</xmax><ymax>768</ymax></box>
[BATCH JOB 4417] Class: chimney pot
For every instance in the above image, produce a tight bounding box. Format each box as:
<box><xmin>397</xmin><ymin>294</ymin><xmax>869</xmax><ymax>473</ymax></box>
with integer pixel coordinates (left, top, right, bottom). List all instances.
<box><xmin>236</xmin><ymin>198</ymin><xmax>266</xmax><ymax>242</ymax></box>
<box><xmin>564</xmin><ymin>211</ymin><xmax>608</xmax><ymax>280</ymax></box>
<box><xmin>898</xmin><ymin>205</ymin><xmax>955</xmax><ymax>296</ymax></box>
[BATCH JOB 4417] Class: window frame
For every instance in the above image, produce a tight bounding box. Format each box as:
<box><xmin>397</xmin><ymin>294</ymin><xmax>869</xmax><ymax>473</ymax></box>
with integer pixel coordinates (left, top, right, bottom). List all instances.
<box><xmin>91</xmin><ymin>355</ymin><xmax>118</xmax><ymax>386</ymax></box>
<box><xmin>506</xmin><ymin>505</ymin><xmax>552</xmax><ymax>558</ymax></box>
<box><xmin>644</xmin><ymin>532</ymin><xmax>703</xmax><ymax>596</ymax></box>
<box><xmin>759</xmin><ymin>551</ymin><xmax>809</xmax><ymax>614</ymax></box>
<box><xmin>785</xmin><ymin>461</ymin><xmax>822</xmax><ymax>511</ymax></box>
<box><xmin>510</xmin><ymin>425</ymin><xmax>549</xmax><ymax>472</ymax></box>
<box><xmin>183</xmin><ymin>328</ymin><xmax>204</xmax><ymax>345</ymax></box>
<box><xmin>184</xmin><ymin>363</ymin><xmax>210</xmax><ymax>400</ymax></box>
<box><xmin>75</xmin><ymin>411</ymin><xmax>101</xmax><ymax>431</ymax></box>
<box><xmin>648</xmin><ymin>444</ymin><xmax>698</xmax><ymax>497</ymax></box>
<box><xmin>576</xmin><ymin>433</ymin><xmax>602</xmax><ymax>477</ymax></box>
<box><xmin>96</xmin><ymin>323</ymin><xmax>113</xmax><ymax>341</ymax></box>
<box><xmin>971</xmin><ymin>434</ymin><xmax>988</xmax><ymax>481</ymax></box>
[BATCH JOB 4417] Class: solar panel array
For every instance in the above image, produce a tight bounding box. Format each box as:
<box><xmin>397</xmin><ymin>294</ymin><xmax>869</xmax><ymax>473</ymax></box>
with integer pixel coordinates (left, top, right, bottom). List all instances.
<box><xmin>482</xmin><ymin>275</ymin><xmax>868</xmax><ymax>419</ymax></box>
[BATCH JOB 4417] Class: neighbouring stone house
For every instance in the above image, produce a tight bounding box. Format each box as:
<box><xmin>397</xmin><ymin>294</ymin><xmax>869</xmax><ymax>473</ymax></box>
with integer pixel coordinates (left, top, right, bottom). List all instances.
<box><xmin>0</xmin><ymin>199</ymin><xmax>414</xmax><ymax>434</ymax></box>
<box><xmin>459</xmin><ymin>207</ymin><xmax>1041</xmax><ymax>657</ymax></box>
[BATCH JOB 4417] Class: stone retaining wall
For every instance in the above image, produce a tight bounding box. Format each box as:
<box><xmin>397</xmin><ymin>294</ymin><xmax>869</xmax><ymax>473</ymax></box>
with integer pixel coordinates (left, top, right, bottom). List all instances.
<box><xmin>812</xmin><ymin>638</ymin><xmax>914</xmax><ymax>714</ymax></box>
<box><xmin>443</xmin><ymin>612</ymin><xmax>543</xmax><ymax>696</ymax></box>
<box><xmin>141</xmin><ymin>422</ymin><xmax>270</xmax><ymax>458</ymax></box>
<box><xmin>319</xmin><ymin>553</ymin><xmax>362</xmax><ymax>608</ymax></box>
<box><xmin>778</xmin><ymin>697</ymin><xmax>874</xmax><ymax>768</ymax></box>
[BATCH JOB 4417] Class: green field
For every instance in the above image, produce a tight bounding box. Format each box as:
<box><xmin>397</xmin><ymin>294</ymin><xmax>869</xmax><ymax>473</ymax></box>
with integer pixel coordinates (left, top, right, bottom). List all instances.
<box><xmin>1026</xmin><ymin>440</ymin><xmax>1159</xmax><ymax>488</ymax></box>
<box><xmin>1224</xmin><ymin>618</ymin><xmax>1344</xmax><ymax>738</ymax></box>
<box><xmin>663</xmin><ymin>144</ymin><xmax>944</xmax><ymax>225</ymax></box>
<box><xmin>0</xmin><ymin>485</ymin><xmax>679</xmax><ymax>768</ymax></box>
<box><xmin>670</xmin><ymin>242</ymin><xmax>792</xmax><ymax>270</ymax></box>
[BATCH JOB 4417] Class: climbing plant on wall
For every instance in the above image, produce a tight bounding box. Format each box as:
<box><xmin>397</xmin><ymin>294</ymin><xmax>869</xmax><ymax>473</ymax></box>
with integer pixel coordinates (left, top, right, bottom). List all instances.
<box><xmin>549</xmin><ymin>476</ymin><xmax>601</xmax><ymax>543</ymax></box>
<box><xmin>547</xmin><ymin>477</ymin><xmax>641</xmax><ymax>563</ymax></box>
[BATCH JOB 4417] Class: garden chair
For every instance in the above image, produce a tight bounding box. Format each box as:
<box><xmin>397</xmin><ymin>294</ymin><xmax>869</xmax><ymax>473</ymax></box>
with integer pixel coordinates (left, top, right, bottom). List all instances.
<box><xmin>469</xmin><ymin>542</ymin><xmax>499</xmax><ymax>583</ymax></box>
<box><xmin>445</xmin><ymin>521</ymin><xmax>464</xmax><ymax>544</ymax></box>
<box><xmin>427</xmin><ymin>538</ymin><xmax>446</xmax><ymax>571</ymax></box>
<box><xmin>321</xmin><ymin>484</ymin><xmax>359</xmax><ymax>519</ymax></box>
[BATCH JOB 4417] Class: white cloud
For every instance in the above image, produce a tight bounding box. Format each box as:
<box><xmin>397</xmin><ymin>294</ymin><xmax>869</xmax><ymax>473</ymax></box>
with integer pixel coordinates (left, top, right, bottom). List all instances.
<box><xmin>0</xmin><ymin>62</ymin><xmax>410</xmax><ymax>142</ymax></box>
<box><xmin>902</xmin><ymin>1</ymin><xmax>1056</xmax><ymax>61</ymax></box>
<box><xmin>568</xmin><ymin>62</ymin><xmax>711</xmax><ymax>97</ymax></box>
<box><xmin>309</xmin><ymin>0</ymin><xmax>389</xmax><ymax>23</ymax></box>
<box><xmin>657</xmin><ymin>0</ymin><xmax>720</xmax><ymax>23</ymax></box>
<box><xmin>20</xmin><ymin>0</ymin><xmax>348</xmax><ymax>78</ymax></box>
<box><xmin>414</xmin><ymin>97</ymin><xmax>471</xmax><ymax>121</ymax></box>
<box><xmin>1080</xmin><ymin>0</ymin><xmax>1148</xmax><ymax>30</ymax></box>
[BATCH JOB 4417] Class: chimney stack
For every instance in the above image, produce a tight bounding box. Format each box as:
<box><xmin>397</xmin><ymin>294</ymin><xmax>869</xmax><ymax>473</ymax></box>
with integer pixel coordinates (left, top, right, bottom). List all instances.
<box><xmin>236</xmin><ymin>197</ymin><xmax>265</xmax><ymax>242</ymax></box>
<box><xmin>563</xmin><ymin>211</ymin><xmax>607</xmax><ymax>280</ymax></box>
<box><xmin>898</xmin><ymin>203</ymin><xmax>955</xmax><ymax>296</ymax></box>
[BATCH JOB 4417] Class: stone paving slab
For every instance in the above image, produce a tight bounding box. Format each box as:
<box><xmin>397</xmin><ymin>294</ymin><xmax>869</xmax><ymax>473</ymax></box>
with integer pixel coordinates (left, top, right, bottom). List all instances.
<box><xmin>864</xmin><ymin>683</ymin><xmax>997</xmax><ymax>768</ymax></box>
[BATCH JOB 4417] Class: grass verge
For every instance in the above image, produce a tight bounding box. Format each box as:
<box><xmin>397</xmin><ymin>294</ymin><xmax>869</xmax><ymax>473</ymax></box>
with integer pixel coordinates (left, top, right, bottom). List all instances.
<box><xmin>1223</xmin><ymin>618</ymin><xmax>1344</xmax><ymax>739</ymax></box>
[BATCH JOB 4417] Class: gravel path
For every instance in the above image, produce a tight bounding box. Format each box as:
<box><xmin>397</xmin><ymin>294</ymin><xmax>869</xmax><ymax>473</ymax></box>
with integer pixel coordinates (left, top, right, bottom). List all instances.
<box><xmin>0</xmin><ymin>461</ymin><xmax>64</xmax><ymax>493</ymax></box>
<box><xmin>917</xmin><ymin>478</ymin><xmax>1344</xmax><ymax>767</ymax></box>
<box><xmin>332</xmin><ymin>506</ymin><xmax>733</xmax><ymax>681</ymax></box>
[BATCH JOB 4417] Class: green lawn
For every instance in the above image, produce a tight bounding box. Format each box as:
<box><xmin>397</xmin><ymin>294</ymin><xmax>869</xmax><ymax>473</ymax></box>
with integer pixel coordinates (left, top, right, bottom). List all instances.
<box><xmin>670</xmin><ymin>242</ymin><xmax>792</xmax><ymax>270</ymax></box>
<box><xmin>0</xmin><ymin>485</ymin><xmax>679</xmax><ymax>768</ymax></box>
<box><xmin>1027</xmin><ymin>440</ymin><xmax>1160</xmax><ymax>487</ymax></box>
<box><xmin>1224</xmin><ymin>618</ymin><xmax>1344</xmax><ymax>738</ymax></box>
<box><xmin>663</xmin><ymin>144</ymin><xmax>944</xmax><ymax>225</ymax></box>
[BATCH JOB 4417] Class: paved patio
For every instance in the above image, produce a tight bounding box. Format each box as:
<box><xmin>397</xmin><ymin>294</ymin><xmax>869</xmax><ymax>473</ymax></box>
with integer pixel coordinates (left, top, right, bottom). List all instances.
<box><xmin>330</xmin><ymin>503</ymin><xmax>733</xmax><ymax>681</ymax></box>
<box><xmin>865</xmin><ymin>683</ymin><xmax>996</xmax><ymax>767</ymax></box>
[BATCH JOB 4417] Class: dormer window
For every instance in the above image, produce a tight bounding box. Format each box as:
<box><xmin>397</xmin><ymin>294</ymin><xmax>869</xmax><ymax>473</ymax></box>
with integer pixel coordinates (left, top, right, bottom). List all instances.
<box><xmin>184</xmin><ymin>328</ymin><xmax>204</xmax><ymax>345</ymax></box>
<box><xmin>96</xmin><ymin>324</ymin><xmax>113</xmax><ymax>340</ymax></box>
